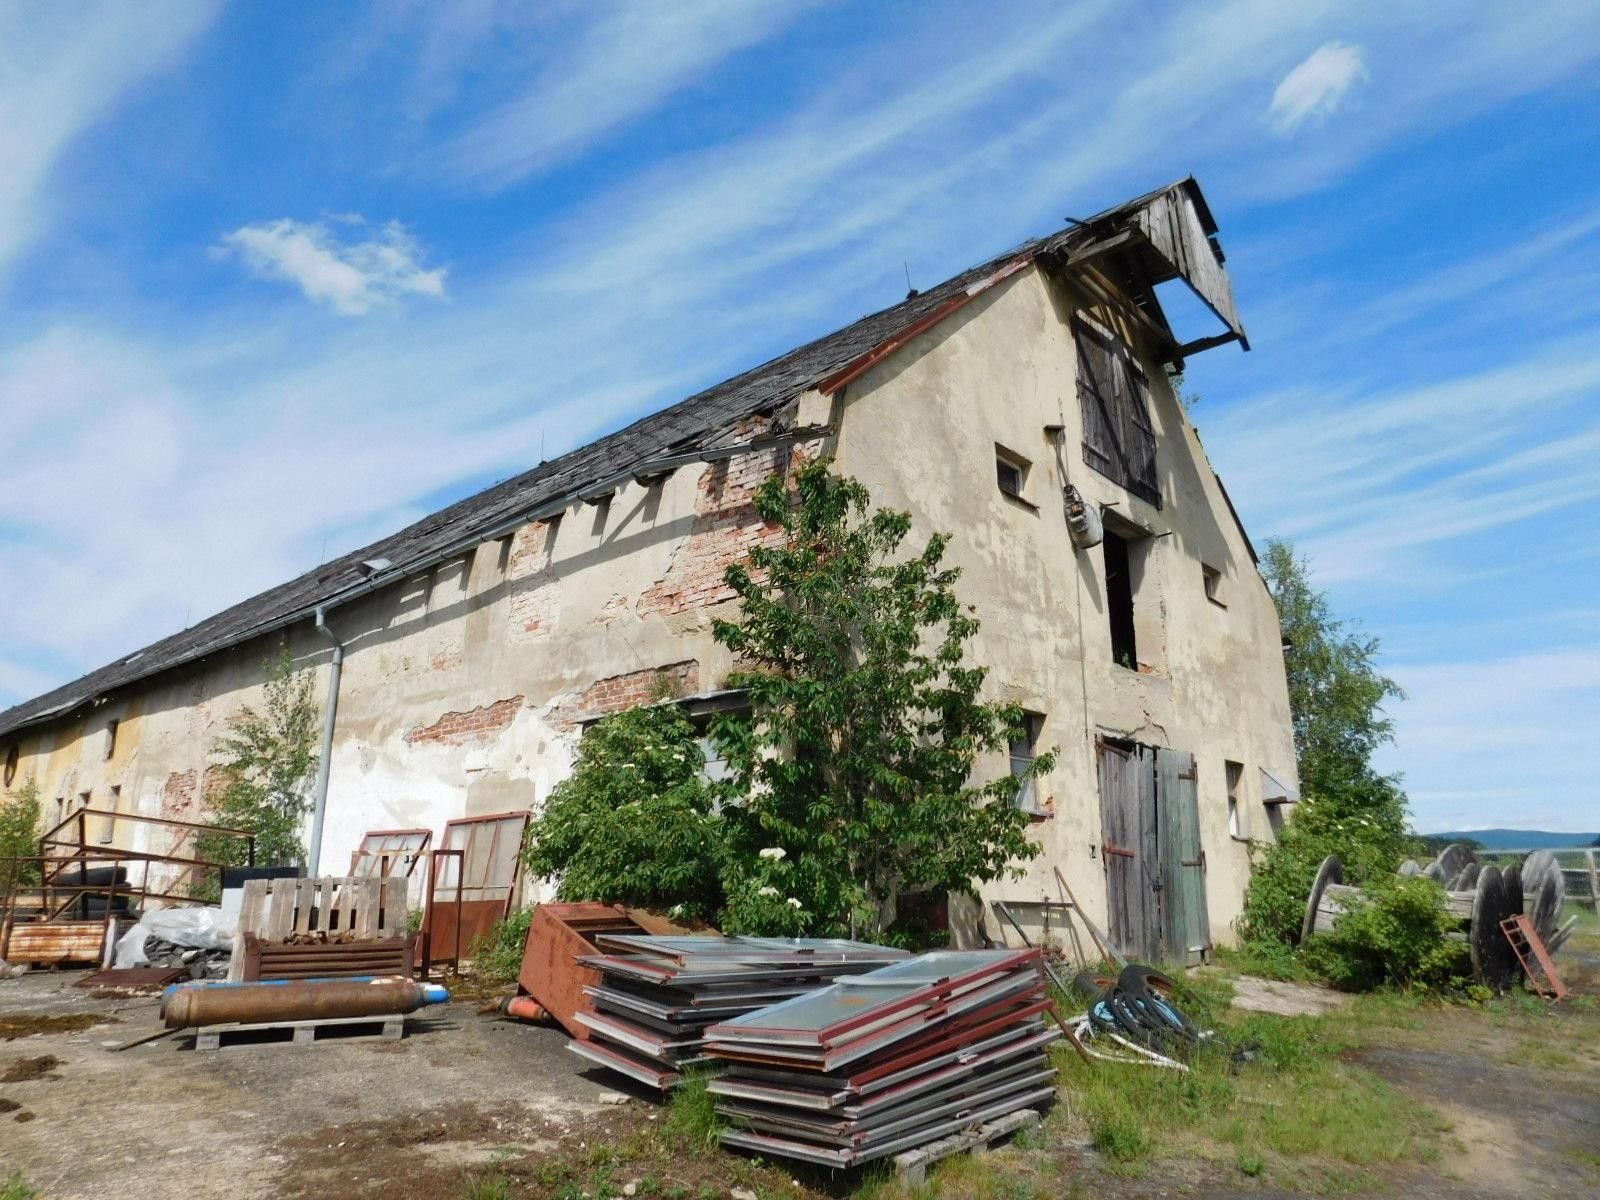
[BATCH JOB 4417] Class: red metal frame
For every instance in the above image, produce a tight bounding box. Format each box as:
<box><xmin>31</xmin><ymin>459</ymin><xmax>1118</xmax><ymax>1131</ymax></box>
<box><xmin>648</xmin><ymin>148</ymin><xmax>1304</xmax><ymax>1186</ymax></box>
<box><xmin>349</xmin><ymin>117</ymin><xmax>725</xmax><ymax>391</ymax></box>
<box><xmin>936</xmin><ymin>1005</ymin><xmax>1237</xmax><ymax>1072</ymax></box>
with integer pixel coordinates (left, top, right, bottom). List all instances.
<box><xmin>349</xmin><ymin>827</ymin><xmax>433</xmax><ymax>878</ymax></box>
<box><xmin>709</xmin><ymin>949</ymin><xmax>1040</xmax><ymax>1045</ymax></box>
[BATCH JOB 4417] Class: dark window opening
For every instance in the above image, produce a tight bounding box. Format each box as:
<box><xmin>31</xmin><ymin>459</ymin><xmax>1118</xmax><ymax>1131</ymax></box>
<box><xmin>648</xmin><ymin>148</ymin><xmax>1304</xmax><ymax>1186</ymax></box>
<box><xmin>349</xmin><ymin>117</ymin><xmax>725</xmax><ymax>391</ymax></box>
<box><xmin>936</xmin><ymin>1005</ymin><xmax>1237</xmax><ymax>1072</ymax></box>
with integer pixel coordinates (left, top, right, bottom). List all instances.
<box><xmin>1104</xmin><ymin>531</ymin><xmax>1137</xmax><ymax>668</ymax></box>
<box><xmin>105</xmin><ymin>719</ymin><xmax>119</xmax><ymax>761</ymax></box>
<box><xmin>995</xmin><ymin>447</ymin><xmax>1029</xmax><ymax>501</ymax></box>
<box><xmin>1203</xmin><ymin>563</ymin><xmax>1225</xmax><ymax>607</ymax></box>
<box><xmin>1009</xmin><ymin>711</ymin><xmax>1044</xmax><ymax>812</ymax></box>
<box><xmin>2</xmin><ymin>743</ymin><xmax>16</xmax><ymax>787</ymax></box>
<box><xmin>100</xmin><ymin>785</ymin><xmax>122</xmax><ymax>844</ymax></box>
<box><xmin>1074</xmin><ymin>318</ymin><xmax>1160</xmax><ymax>508</ymax></box>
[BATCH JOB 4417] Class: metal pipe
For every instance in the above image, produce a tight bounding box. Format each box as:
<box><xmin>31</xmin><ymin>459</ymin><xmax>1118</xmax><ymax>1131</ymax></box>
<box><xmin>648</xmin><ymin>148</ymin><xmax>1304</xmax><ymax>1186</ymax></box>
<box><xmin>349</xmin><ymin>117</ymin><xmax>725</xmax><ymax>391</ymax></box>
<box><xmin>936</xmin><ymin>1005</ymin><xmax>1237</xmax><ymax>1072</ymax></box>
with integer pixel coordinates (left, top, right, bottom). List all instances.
<box><xmin>308</xmin><ymin>605</ymin><xmax>343</xmax><ymax>876</ymax></box>
<box><xmin>163</xmin><ymin>975</ymin><xmax>449</xmax><ymax>1029</ymax></box>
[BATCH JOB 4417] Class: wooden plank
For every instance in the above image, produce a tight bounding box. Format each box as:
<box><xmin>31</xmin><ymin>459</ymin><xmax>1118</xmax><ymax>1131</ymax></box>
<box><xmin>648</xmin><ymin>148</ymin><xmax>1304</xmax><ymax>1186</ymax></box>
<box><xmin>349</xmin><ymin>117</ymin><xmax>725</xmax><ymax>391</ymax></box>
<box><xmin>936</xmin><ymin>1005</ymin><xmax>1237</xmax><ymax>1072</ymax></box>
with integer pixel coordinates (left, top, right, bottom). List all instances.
<box><xmin>293</xmin><ymin>878</ymin><xmax>313</xmax><ymax>936</ymax></box>
<box><xmin>314</xmin><ymin>878</ymin><xmax>335</xmax><ymax>935</ymax></box>
<box><xmin>354</xmin><ymin>878</ymin><xmax>378</xmax><ymax>939</ymax></box>
<box><xmin>379</xmin><ymin>877</ymin><xmax>408</xmax><ymax>939</ymax></box>
<box><xmin>238</xmin><ymin>879</ymin><xmax>267</xmax><ymax>938</ymax></box>
<box><xmin>267</xmin><ymin>876</ymin><xmax>296</xmax><ymax>947</ymax></box>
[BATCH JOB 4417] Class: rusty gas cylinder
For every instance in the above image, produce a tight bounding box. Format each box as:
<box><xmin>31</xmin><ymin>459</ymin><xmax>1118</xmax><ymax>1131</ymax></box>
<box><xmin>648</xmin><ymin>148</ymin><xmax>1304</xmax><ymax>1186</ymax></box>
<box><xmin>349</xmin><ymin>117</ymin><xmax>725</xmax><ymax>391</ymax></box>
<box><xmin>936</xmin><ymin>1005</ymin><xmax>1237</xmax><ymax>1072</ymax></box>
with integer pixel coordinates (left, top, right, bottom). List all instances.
<box><xmin>163</xmin><ymin>975</ymin><xmax>449</xmax><ymax>1029</ymax></box>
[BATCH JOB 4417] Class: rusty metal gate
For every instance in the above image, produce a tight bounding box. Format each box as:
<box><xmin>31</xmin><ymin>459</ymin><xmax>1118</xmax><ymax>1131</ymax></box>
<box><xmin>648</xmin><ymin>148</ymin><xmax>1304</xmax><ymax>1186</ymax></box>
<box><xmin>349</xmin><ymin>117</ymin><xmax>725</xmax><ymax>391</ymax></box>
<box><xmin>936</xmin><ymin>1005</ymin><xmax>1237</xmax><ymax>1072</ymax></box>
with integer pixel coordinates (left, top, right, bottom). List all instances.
<box><xmin>1096</xmin><ymin>740</ymin><xmax>1210</xmax><ymax>965</ymax></box>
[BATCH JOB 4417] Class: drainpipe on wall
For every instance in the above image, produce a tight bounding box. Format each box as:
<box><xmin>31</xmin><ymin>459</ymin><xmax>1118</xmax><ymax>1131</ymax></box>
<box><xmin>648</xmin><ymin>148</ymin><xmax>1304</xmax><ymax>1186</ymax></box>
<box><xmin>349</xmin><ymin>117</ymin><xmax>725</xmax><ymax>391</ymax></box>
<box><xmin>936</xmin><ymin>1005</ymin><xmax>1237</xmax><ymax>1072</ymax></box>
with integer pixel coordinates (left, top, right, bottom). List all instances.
<box><xmin>308</xmin><ymin>605</ymin><xmax>344</xmax><ymax>876</ymax></box>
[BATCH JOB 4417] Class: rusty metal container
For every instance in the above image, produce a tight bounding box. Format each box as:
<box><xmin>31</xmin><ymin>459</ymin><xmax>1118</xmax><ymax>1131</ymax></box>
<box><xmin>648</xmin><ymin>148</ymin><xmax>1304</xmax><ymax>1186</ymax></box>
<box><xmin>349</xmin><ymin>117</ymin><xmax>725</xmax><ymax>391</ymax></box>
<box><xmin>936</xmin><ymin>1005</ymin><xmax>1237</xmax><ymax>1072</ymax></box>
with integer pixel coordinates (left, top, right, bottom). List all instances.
<box><xmin>519</xmin><ymin>903</ymin><xmax>684</xmax><ymax>1039</ymax></box>
<box><xmin>163</xmin><ymin>974</ymin><xmax>448</xmax><ymax>1028</ymax></box>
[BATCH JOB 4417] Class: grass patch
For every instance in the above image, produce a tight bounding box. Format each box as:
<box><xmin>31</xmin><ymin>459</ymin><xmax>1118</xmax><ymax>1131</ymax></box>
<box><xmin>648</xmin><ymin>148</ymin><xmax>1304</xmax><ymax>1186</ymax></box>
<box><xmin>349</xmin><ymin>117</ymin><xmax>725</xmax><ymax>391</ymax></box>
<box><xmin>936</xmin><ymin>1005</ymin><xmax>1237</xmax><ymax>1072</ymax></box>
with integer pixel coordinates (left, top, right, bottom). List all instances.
<box><xmin>664</xmin><ymin>1072</ymin><xmax>724</xmax><ymax>1150</ymax></box>
<box><xmin>1054</xmin><ymin>1002</ymin><xmax>1442</xmax><ymax>1189</ymax></box>
<box><xmin>469</xmin><ymin>908</ymin><xmax>534</xmax><ymax>984</ymax></box>
<box><xmin>1</xmin><ymin>1175</ymin><xmax>37</xmax><ymax>1200</ymax></box>
<box><xmin>1215</xmin><ymin>939</ymin><xmax>1315</xmax><ymax>982</ymax></box>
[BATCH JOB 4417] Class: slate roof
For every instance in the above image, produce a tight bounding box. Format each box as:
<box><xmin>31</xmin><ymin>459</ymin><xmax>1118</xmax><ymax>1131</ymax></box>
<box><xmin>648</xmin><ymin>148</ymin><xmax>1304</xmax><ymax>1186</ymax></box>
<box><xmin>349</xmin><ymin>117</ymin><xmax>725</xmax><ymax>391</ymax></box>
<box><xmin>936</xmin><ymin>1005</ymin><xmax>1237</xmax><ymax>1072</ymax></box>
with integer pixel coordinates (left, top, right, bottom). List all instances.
<box><xmin>0</xmin><ymin>178</ymin><xmax>1230</xmax><ymax>740</ymax></box>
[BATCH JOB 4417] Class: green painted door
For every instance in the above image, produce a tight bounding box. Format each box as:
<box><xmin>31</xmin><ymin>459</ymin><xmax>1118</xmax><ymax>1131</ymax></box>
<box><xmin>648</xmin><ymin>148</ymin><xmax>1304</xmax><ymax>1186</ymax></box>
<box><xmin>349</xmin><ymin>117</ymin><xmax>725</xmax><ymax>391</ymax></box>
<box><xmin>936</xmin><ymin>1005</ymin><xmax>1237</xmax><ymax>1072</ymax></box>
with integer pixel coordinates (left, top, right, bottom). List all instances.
<box><xmin>1156</xmin><ymin>748</ymin><xmax>1210</xmax><ymax>965</ymax></box>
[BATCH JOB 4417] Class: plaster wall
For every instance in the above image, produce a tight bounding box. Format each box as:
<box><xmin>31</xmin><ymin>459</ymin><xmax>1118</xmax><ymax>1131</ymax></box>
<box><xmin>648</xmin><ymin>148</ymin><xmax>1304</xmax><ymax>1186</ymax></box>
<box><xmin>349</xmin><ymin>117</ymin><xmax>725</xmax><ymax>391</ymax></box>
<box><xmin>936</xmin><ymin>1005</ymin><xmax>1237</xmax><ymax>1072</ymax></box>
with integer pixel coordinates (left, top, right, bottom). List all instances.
<box><xmin>829</xmin><ymin>264</ymin><xmax>1296</xmax><ymax>948</ymax></box>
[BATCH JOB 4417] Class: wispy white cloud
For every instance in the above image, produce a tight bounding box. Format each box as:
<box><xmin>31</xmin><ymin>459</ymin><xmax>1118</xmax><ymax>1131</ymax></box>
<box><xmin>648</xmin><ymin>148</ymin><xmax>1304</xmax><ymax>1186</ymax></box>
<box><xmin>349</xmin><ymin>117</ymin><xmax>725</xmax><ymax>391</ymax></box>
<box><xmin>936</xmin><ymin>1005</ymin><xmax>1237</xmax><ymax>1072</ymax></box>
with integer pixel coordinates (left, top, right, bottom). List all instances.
<box><xmin>444</xmin><ymin>0</ymin><xmax>804</xmax><ymax>188</ymax></box>
<box><xmin>0</xmin><ymin>0</ymin><xmax>219</xmax><ymax>277</ymax></box>
<box><xmin>217</xmin><ymin>217</ymin><xmax>448</xmax><ymax>316</ymax></box>
<box><xmin>1269</xmin><ymin>41</ymin><xmax>1368</xmax><ymax>134</ymax></box>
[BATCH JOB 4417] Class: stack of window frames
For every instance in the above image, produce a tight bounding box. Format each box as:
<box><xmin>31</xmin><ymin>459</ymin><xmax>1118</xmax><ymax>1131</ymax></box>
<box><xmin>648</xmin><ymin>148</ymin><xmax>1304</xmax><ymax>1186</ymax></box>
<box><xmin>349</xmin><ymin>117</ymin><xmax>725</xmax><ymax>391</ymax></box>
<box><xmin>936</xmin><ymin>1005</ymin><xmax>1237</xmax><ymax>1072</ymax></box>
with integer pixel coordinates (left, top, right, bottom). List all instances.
<box><xmin>566</xmin><ymin>935</ymin><xmax>910</xmax><ymax>1090</ymax></box>
<box><xmin>703</xmin><ymin>949</ymin><xmax>1060</xmax><ymax>1167</ymax></box>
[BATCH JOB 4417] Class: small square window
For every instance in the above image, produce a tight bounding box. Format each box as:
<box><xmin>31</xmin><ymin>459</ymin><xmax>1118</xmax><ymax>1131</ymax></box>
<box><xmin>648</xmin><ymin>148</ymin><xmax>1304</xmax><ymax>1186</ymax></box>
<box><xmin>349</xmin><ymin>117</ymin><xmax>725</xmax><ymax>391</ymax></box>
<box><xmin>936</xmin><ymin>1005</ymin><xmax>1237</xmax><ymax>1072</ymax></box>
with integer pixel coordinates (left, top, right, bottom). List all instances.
<box><xmin>995</xmin><ymin>447</ymin><xmax>1030</xmax><ymax>501</ymax></box>
<box><xmin>1203</xmin><ymin>563</ymin><xmax>1225</xmax><ymax>607</ymax></box>
<box><xmin>1009</xmin><ymin>712</ymin><xmax>1045</xmax><ymax>813</ymax></box>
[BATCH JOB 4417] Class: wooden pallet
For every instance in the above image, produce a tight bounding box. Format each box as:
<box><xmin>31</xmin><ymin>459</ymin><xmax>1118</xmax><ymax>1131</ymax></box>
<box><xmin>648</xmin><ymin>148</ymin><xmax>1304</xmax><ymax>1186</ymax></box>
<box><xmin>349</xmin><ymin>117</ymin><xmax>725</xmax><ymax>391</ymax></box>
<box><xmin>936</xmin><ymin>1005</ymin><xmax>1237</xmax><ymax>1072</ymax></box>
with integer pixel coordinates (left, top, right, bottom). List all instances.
<box><xmin>191</xmin><ymin>1013</ymin><xmax>407</xmax><ymax>1052</ymax></box>
<box><xmin>228</xmin><ymin>876</ymin><xmax>412</xmax><ymax>980</ymax></box>
<box><xmin>893</xmin><ymin>1108</ymin><xmax>1041</xmax><ymax>1185</ymax></box>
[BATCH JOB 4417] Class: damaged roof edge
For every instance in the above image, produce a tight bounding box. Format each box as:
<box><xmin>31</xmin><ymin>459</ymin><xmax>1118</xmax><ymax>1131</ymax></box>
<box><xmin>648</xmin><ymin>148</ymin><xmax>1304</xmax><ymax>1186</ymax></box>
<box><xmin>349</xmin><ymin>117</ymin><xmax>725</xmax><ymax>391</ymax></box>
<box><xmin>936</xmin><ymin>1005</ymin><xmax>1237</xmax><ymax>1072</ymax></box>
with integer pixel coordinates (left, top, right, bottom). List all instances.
<box><xmin>0</xmin><ymin>177</ymin><xmax>1249</xmax><ymax>742</ymax></box>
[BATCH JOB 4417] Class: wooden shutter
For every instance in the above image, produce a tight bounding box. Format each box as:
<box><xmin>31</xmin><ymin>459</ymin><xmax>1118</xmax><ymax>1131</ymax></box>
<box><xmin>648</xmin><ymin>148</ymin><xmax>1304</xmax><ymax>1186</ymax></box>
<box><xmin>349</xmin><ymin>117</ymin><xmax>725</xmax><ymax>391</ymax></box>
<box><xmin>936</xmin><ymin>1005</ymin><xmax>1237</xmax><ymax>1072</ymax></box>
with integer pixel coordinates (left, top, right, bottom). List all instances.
<box><xmin>1074</xmin><ymin>317</ymin><xmax>1161</xmax><ymax>509</ymax></box>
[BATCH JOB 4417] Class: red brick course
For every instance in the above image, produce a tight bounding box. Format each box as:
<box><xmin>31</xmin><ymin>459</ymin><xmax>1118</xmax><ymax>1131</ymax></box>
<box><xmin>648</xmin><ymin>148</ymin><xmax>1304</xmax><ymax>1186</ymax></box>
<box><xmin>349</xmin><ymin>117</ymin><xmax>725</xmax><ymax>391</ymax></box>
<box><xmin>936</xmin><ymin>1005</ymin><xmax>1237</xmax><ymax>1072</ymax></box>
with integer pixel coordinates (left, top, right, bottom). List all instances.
<box><xmin>572</xmin><ymin>661</ymin><xmax>699</xmax><ymax>722</ymax></box>
<box><xmin>405</xmin><ymin>695</ymin><xmax>526</xmax><ymax>746</ymax></box>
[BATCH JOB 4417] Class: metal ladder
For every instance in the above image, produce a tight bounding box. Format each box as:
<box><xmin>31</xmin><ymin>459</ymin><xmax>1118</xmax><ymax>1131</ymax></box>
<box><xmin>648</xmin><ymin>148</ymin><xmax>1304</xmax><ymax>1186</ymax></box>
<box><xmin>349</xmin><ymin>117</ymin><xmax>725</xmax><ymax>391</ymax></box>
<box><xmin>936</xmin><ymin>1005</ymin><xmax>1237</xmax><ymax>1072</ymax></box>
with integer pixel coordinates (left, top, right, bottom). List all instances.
<box><xmin>1499</xmin><ymin>913</ymin><xmax>1567</xmax><ymax>1000</ymax></box>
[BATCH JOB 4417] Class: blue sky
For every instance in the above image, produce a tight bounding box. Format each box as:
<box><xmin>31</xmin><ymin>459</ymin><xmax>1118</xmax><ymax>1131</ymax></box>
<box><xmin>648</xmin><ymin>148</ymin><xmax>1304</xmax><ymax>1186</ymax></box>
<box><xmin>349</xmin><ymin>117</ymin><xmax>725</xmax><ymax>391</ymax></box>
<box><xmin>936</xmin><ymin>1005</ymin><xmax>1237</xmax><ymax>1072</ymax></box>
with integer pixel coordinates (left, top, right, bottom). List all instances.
<box><xmin>1</xmin><ymin>2</ymin><xmax>1596</xmax><ymax>832</ymax></box>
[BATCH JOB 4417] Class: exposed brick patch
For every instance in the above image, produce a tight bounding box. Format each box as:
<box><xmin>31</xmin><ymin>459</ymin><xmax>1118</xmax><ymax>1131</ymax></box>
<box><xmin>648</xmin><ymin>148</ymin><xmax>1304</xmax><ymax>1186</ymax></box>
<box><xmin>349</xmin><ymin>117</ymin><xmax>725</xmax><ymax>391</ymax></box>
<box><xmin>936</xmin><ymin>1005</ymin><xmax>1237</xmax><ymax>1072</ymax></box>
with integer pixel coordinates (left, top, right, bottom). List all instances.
<box><xmin>508</xmin><ymin>520</ymin><xmax>560</xmax><ymax>641</ymax></box>
<box><xmin>638</xmin><ymin>416</ymin><xmax>818</xmax><ymax>618</ymax></box>
<box><xmin>161</xmin><ymin>769</ymin><xmax>197</xmax><ymax>818</ymax></box>
<box><xmin>571</xmin><ymin>662</ymin><xmax>699</xmax><ymax>723</ymax></box>
<box><xmin>202</xmin><ymin>764</ymin><xmax>229</xmax><ymax>801</ymax></box>
<box><xmin>405</xmin><ymin>696</ymin><xmax>525</xmax><ymax>746</ymax></box>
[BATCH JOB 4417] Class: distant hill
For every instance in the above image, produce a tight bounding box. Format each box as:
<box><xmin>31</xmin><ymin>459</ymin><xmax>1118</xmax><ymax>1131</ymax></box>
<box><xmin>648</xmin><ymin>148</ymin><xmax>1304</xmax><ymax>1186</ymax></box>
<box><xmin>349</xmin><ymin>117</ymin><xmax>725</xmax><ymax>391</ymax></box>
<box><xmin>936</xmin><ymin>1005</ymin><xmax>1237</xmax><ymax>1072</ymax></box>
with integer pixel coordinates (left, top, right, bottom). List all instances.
<box><xmin>1431</xmin><ymin>828</ymin><xmax>1599</xmax><ymax>851</ymax></box>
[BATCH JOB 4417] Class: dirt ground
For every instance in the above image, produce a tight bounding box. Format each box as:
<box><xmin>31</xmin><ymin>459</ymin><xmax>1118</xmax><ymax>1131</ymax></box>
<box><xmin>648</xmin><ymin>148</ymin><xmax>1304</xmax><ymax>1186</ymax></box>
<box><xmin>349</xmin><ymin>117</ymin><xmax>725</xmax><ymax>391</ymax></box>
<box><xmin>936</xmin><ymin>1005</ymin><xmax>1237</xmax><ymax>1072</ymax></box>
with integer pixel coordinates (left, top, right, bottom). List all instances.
<box><xmin>0</xmin><ymin>948</ymin><xmax>1596</xmax><ymax>1200</ymax></box>
<box><xmin>0</xmin><ymin>970</ymin><xmax>616</xmax><ymax>1199</ymax></box>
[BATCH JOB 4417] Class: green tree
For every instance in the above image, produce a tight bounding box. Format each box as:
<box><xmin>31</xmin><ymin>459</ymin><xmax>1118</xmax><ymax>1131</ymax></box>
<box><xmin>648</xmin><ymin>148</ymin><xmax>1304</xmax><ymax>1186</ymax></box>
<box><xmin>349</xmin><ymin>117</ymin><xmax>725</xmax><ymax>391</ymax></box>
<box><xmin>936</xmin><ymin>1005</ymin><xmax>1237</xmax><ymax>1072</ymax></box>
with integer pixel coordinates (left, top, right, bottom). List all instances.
<box><xmin>1239</xmin><ymin>541</ymin><xmax>1412</xmax><ymax>949</ymax></box>
<box><xmin>0</xmin><ymin>778</ymin><xmax>43</xmax><ymax>889</ymax></box>
<box><xmin>523</xmin><ymin>702</ymin><xmax>724</xmax><ymax>920</ymax></box>
<box><xmin>1261</xmin><ymin>539</ymin><xmax>1402</xmax><ymax>796</ymax></box>
<box><xmin>195</xmin><ymin>644</ymin><xmax>320</xmax><ymax>874</ymax></box>
<box><xmin>710</xmin><ymin>461</ymin><xmax>1053</xmax><ymax>938</ymax></box>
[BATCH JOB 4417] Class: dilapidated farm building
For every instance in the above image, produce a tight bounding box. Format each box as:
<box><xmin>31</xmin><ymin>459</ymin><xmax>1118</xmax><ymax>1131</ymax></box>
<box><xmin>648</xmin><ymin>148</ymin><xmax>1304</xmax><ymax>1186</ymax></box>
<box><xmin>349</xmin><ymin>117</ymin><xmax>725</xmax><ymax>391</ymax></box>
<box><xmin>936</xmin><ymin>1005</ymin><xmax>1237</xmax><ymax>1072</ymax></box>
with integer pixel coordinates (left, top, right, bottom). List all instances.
<box><xmin>0</xmin><ymin>178</ymin><xmax>1296</xmax><ymax>962</ymax></box>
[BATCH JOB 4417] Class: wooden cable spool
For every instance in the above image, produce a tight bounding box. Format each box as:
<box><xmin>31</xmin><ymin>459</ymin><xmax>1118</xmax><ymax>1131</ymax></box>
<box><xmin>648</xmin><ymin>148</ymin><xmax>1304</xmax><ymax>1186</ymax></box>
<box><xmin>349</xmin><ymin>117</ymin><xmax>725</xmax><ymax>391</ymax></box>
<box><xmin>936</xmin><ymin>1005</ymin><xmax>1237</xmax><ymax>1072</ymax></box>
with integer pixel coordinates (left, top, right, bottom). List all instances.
<box><xmin>1468</xmin><ymin>866</ymin><xmax>1520</xmax><ymax>993</ymax></box>
<box><xmin>1448</xmin><ymin>862</ymin><xmax>1480</xmax><ymax>892</ymax></box>
<box><xmin>1528</xmin><ymin>870</ymin><xmax>1563</xmax><ymax>944</ymax></box>
<box><xmin>1297</xmin><ymin>852</ymin><xmax>1524</xmax><ymax>990</ymax></box>
<box><xmin>1520</xmin><ymin>850</ymin><xmax>1560</xmax><ymax>899</ymax></box>
<box><xmin>1300</xmin><ymin>855</ymin><xmax>1344</xmax><ymax>944</ymax></box>
<box><xmin>1434</xmin><ymin>843</ymin><xmax>1476</xmax><ymax>882</ymax></box>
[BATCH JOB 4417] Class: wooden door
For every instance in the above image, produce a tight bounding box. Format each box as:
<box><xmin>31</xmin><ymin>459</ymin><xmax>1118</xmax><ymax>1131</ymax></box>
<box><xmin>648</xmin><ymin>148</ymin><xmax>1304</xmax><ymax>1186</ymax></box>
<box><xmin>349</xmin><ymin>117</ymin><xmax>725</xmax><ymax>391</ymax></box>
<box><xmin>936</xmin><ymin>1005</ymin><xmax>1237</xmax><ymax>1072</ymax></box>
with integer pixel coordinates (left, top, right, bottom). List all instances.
<box><xmin>1157</xmin><ymin>749</ymin><xmax>1210</xmax><ymax>965</ymax></box>
<box><xmin>1098</xmin><ymin>739</ymin><xmax>1160</xmax><ymax>960</ymax></box>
